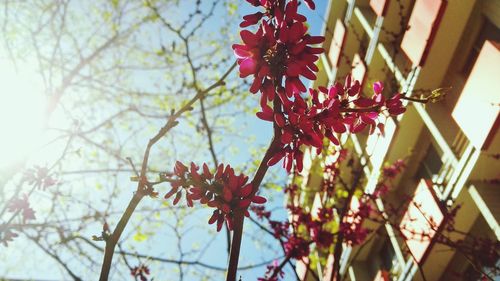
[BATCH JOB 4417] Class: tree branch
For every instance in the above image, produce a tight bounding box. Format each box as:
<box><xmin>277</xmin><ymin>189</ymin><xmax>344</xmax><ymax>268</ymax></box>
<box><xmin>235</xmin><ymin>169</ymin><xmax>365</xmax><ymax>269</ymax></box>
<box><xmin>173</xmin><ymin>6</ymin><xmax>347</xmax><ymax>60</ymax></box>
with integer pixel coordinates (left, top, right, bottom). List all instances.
<box><xmin>98</xmin><ymin>61</ymin><xmax>237</xmax><ymax>281</ymax></box>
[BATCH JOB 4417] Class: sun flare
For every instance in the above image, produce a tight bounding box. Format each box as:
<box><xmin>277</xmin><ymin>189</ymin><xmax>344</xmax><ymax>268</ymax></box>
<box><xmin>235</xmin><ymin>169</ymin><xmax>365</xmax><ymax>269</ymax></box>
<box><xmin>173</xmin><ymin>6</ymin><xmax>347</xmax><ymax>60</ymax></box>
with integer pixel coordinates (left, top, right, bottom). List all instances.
<box><xmin>0</xmin><ymin>58</ymin><xmax>45</xmax><ymax>169</ymax></box>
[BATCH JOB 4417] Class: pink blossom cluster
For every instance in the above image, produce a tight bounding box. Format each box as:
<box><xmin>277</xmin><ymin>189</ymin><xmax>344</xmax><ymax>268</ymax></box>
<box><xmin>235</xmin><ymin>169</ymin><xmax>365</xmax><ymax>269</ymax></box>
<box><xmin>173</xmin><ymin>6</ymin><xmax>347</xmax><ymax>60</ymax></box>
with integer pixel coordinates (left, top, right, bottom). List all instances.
<box><xmin>340</xmin><ymin>198</ymin><xmax>374</xmax><ymax>246</ymax></box>
<box><xmin>0</xmin><ymin>229</ymin><xmax>18</xmax><ymax>247</ymax></box>
<box><xmin>1</xmin><ymin>195</ymin><xmax>36</xmax><ymax>247</ymax></box>
<box><xmin>234</xmin><ymin>0</ymin><xmax>323</xmax><ymax>101</ymax></box>
<box><xmin>257</xmin><ymin>259</ymin><xmax>285</xmax><ymax>281</ymax></box>
<box><xmin>23</xmin><ymin>166</ymin><xmax>57</xmax><ymax>190</ymax></box>
<box><xmin>165</xmin><ymin>161</ymin><xmax>266</xmax><ymax>231</ymax></box>
<box><xmin>7</xmin><ymin>194</ymin><xmax>36</xmax><ymax>223</ymax></box>
<box><xmin>130</xmin><ymin>264</ymin><xmax>150</xmax><ymax>281</ymax></box>
<box><xmin>261</xmin><ymin>77</ymin><xmax>406</xmax><ymax>172</ymax></box>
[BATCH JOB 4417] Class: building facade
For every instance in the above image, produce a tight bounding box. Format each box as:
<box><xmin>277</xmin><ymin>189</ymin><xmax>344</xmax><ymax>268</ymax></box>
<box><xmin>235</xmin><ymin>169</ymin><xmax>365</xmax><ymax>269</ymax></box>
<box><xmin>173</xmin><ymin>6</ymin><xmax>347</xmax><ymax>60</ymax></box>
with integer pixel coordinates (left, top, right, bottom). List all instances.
<box><xmin>295</xmin><ymin>0</ymin><xmax>500</xmax><ymax>280</ymax></box>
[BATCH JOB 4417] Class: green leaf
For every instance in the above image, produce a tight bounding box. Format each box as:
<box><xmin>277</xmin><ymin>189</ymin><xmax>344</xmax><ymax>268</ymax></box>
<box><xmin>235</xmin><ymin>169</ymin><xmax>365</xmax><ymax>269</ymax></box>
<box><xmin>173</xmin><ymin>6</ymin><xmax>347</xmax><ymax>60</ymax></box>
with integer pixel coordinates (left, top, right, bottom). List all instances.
<box><xmin>133</xmin><ymin>230</ymin><xmax>148</xmax><ymax>242</ymax></box>
<box><xmin>227</xmin><ymin>3</ymin><xmax>237</xmax><ymax>15</ymax></box>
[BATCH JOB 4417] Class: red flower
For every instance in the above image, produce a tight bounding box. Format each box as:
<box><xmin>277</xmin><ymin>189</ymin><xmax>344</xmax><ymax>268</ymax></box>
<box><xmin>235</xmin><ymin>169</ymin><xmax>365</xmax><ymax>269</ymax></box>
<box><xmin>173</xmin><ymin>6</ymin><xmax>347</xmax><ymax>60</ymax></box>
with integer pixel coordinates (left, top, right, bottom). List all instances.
<box><xmin>311</xmin><ymin>228</ymin><xmax>334</xmax><ymax>249</ymax></box>
<box><xmin>382</xmin><ymin>159</ymin><xmax>406</xmax><ymax>179</ymax></box>
<box><xmin>262</xmin><ymin>76</ymin><xmax>407</xmax><ymax>171</ymax></box>
<box><xmin>130</xmin><ymin>264</ymin><xmax>150</xmax><ymax>281</ymax></box>
<box><xmin>259</xmin><ymin>260</ymin><xmax>285</xmax><ymax>281</ymax></box>
<box><xmin>269</xmin><ymin>220</ymin><xmax>290</xmax><ymax>238</ymax></box>
<box><xmin>165</xmin><ymin>162</ymin><xmax>267</xmax><ymax>231</ymax></box>
<box><xmin>386</xmin><ymin>93</ymin><xmax>406</xmax><ymax>115</ymax></box>
<box><xmin>251</xmin><ymin>205</ymin><xmax>272</xmax><ymax>220</ymax></box>
<box><xmin>234</xmin><ymin>0</ymin><xmax>324</xmax><ymax>102</ymax></box>
<box><xmin>303</xmin><ymin>0</ymin><xmax>315</xmax><ymax>10</ymax></box>
<box><xmin>284</xmin><ymin>235</ymin><xmax>310</xmax><ymax>259</ymax></box>
<box><xmin>240</xmin><ymin>12</ymin><xmax>264</xmax><ymax>27</ymax></box>
<box><xmin>339</xmin><ymin>221</ymin><xmax>371</xmax><ymax>245</ymax></box>
<box><xmin>340</xmin><ymin>197</ymin><xmax>375</xmax><ymax>245</ymax></box>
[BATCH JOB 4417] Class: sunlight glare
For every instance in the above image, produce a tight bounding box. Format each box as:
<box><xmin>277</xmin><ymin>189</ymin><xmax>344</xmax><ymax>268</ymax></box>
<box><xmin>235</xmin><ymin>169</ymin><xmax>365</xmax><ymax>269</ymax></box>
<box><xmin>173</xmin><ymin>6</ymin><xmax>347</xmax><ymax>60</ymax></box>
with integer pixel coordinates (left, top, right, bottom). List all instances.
<box><xmin>0</xmin><ymin>58</ymin><xmax>45</xmax><ymax>169</ymax></box>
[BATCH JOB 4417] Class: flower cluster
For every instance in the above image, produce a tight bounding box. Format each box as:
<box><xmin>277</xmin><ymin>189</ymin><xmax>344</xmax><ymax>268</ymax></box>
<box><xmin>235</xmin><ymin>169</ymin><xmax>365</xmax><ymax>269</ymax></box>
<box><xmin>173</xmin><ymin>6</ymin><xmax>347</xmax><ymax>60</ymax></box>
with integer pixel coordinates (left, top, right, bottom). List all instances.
<box><xmin>0</xmin><ymin>229</ymin><xmax>19</xmax><ymax>247</ymax></box>
<box><xmin>269</xmin><ymin>220</ymin><xmax>290</xmax><ymax>239</ymax></box>
<box><xmin>7</xmin><ymin>194</ymin><xmax>36</xmax><ymax>223</ymax></box>
<box><xmin>23</xmin><ymin>166</ymin><xmax>57</xmax><ymax>190</ymax></box>
<box><xmin>253</xmin><ymin>157</ymin><xmax>409</xmax><ymax>279</ymax></box>
<box><xmin>250</xmin><ymin>205</ymin><xmax>271</xmax><ymax>220</ymax></box>
<box><xmin>262</xmin><ymin>78</ymin><xmax>406</xmax><ymax>172</ymax></box>
<box><xmin>258</xmin><ymin>260</ymin><xmax>285</xmax><ymax>281</ymax></box>
<box><xmin>165</xmin><ymin>161</ymin><xmax>266</xmax><ymax>231</ymax></box>
<box><xmin>374</xmin><ymin>158</ymin><xmax>407</xmax><ymax>196</ymax></box>
<box><xmin>1</xmin><ymin>195</ymin><xmax>36</xmax><ymax>247</ymax></box>
<box><xmin>236</xmin><ymin>1</ymin><xmax>407</xmax><ymax>175</ymax></box>
<box><xmin>322</xmin><ymin>149</ymin><xmax>349</xmax><ymax>195</ymax></box>
<box><xmin>234</xmin><ymin>0</ymin><xmax>323</xmax><ymax>103</ymax></box>
<box><xmin>252</xmin><ymin>189</ymin><xmax>338</xmax><ymax>257</ymax></box>
<box><xmin>340</xmin><ymin>198</ymin><xmax>374</xmax><ymax>245</ymax></box>
<box><xmin>283</xmin><ymin>235</ymin><xmax>310</xmax><ymax>259</ymax></box>
<box><xmin>382</xmin><ymin>158</ymin><xmax>406</xmax><ymax>179</ymax></box>
<box><xmin>130</xmin><ymin>264</ymin><xmax>150</xmax><ymax>281</ymax></box>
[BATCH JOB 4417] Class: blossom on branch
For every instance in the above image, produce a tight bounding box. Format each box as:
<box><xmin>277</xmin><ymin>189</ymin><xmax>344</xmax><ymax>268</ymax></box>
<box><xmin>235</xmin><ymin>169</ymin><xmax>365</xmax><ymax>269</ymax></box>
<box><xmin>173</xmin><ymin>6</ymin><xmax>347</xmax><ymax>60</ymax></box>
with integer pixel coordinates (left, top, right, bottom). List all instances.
<box><xmin>234</xmin><ymin>0</ymin><xmax>324</xmax><ymax>103</ymax></box>
<box><xmin>7</xmin><ymin>194</ymin><xmax>36</xmax><ymax>223</ymax></box>
<box><xmin>23</xmin><ymin>166</ymin><xmax>57</xmax><ymax>190</ymax></box>
<box><xmin>130</xmin><ymin>264</ymin><xmax>150</xmax><ymax>281</ymax></box>
<box><xmin>263</xmin><ymin>77</ymin><xmax>407</xmax><ymax>172</ymax></box>
<box><xmin>258</xmin><ymin>259</ymin><xmax>285</xmax><ymax>281</ymax></box>
<box><xmin>165</xmin><ymin>161</ymin><xmax>266</xmax><ymax>231</ymax></box>
<box><xmin>0</xmin><ymin>229</ymin><xmax>19</xmax><ymax>247</ymax></box>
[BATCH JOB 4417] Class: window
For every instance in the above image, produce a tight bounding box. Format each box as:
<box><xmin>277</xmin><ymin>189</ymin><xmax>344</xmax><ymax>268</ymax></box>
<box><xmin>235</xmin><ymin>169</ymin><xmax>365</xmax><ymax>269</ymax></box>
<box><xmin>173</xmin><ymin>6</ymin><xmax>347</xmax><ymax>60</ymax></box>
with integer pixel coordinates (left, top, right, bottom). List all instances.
<box><xmin>379</xmin><ymin>240</ymin><xmax>396</xmax><ymax>271</ymax></box>
<box><xmin>461</xmin><ymin>19</ymin><xmax>500</xmax><ymax>78</ymax></box>
<box><xmin>400</xmin><ymin>0</ymin><xmax>447</xmax><ymax>66</ymax></box>
<box><xmin>416</xmin><ymin>144</ymin><xmax>443</xmax><ymax>182</ymax></box>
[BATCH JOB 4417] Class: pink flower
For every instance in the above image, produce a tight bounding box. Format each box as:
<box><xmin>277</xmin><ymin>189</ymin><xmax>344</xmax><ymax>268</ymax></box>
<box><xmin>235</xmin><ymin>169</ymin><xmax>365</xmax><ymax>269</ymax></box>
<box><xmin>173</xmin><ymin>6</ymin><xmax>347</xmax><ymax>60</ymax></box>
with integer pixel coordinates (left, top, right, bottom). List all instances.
<box><xmin>386</xmin><ymin>93</ymin><xmax>406</xmax><ymax>115</ymax></box>
<box><xmin>262</xmin><ymin>76</ymin><xmax>406</xmax><ymax>171</ymax></box>
<box><xmin>233</xmin><ymin>22</ymin><xmax>323</xmax><ymax>97</ymax></box>
<box><xmin>251</xmin><ymin>205</ymin><xmax>272</xmax><ymax>220</ymax></box>
<box><xmin>165</xmin><ymin>162</ymin><xmax>267</xmax><ymax>231</ymax></box>
<box><xmin>312</xmin><ymin>228</ymin><xmax>334</xmax><ymax>248</ymax></box>
<box><xmin>340</xmin><ymin>197</ymin><xmax>375</xmax><ymax>245</ymax></box>
<box><xmin>1</xmin><ymin>229</ymin><xmax>19</xmax><ymax>247</ymax></box>
<box><xmin>269</xmin><ymin>220</ymin><xmax>290</xmax><ymax>238</ymax></box>
<box><xmin>259</xmin><ymin>260</ymin><xmax>285</xmax><ymax>281</ymax></box>
<box><xmin>234</xmin><ymin>0</ymin><xmax>324</xmax><ymax>104</ymax></box>
<box><xmin>383</xmin><ymin>159</ymin><xmax>406</xmax><ymax>179</ymax></box>
<box><xmin>7</xmin><ymin>194</ymin><xmax>36</xmax><ymax>223</ymax></box>
<box><xmin>240</xmin><ymin>12</ymin><xmax>264</xmax><ymax>27</ymax></box>
<box><xmin>23</xmin><ymin>166</ymin><xmax>57</xmax><ymax>189</ymax></box>
<box><xmin>339</xmin><ymin>221</ymin><xmax>371</xmax><ymax>245</ymax></box>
